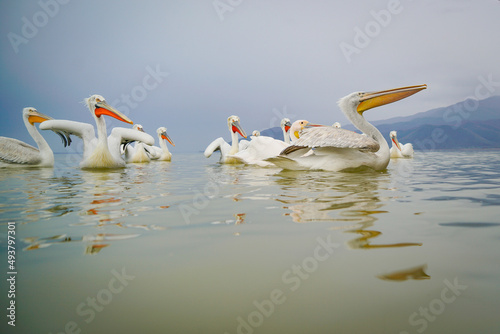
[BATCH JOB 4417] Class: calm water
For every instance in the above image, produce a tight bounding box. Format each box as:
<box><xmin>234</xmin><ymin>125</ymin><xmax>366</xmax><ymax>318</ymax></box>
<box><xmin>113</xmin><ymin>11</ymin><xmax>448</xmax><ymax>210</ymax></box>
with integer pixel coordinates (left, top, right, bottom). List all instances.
<box><xmin>1</xmin><ymin>150</ymin><xmax>500</xmax><ymax>334</ymax></box>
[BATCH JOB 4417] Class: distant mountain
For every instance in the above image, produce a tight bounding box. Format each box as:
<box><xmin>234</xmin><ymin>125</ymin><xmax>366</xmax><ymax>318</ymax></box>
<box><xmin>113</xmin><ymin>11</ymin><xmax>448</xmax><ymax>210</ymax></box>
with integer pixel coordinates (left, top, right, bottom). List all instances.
<box><xmin>260</xmin><ymin>96</ymin><xmax>500</xmax><ymax>150</ymax></box>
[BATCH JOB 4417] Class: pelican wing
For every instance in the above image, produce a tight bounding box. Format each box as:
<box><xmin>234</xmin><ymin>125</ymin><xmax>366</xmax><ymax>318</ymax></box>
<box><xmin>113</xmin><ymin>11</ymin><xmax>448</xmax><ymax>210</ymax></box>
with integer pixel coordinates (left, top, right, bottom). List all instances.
<box><xmin>204</xmin><ymin>137</ymin><xmax>229</xmax><ymax>158</ymax></box>
<box><xmin>292</xmin><ymin>127</ymin><xmax>379</xmax><ymax>152</ymax></box>
<box><xmin>109</xmin><ymin>127</ymin><xmax>155</xmax><ymax>146</ymax></box>
<box><xmin>109</xmin><ymin>127</ymin><xmax>155</xmax><ymax>158</ymax></box>
<box><xmin>40</xmin><ymin>120</ymin><xmax>95</xmax><ymax>143</ymax></box>
<box><xmin>232</xmin><ymin>136</ymin><xmax>288</xmax><ymax>163</ymax></box>
<box><xmin>0</xmin><ymin>136</ymin><xmax>41</xmax><ymax>165</ymax></box>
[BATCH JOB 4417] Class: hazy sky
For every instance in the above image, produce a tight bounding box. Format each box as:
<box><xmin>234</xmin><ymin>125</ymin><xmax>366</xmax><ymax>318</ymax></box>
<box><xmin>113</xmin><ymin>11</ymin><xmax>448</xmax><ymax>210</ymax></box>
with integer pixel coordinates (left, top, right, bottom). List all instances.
<box><xmin>1</xmin><ymin>0</ymin><xmax>499</xmax><ymax>152</ymax></box>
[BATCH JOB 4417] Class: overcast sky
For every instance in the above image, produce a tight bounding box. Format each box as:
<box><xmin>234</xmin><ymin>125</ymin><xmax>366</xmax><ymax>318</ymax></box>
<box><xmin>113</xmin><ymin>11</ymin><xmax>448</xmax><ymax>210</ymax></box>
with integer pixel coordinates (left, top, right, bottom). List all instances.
<box><xmin>1</xmin><ymin>0</ymin><xmax>499</xmax><ymax>152</ymax></box>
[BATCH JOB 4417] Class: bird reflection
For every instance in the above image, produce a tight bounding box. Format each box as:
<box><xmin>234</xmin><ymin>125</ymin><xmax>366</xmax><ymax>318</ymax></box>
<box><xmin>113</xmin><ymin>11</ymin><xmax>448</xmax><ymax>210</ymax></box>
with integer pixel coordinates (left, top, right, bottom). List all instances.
<box><xmin>274</xmin><ymin>169</ymin><xmax>423</xmax><ymax>250</ymax></box>
<box><xmin>345</xmin><ymin>228</ymin><xmax>422</xmax><ymax>249</ymax></box>
<box><xmin>377</xmin><ymin>264</ymin><xmax>430</xmax><ymax>282</ymax></box>
<box><xmin>23</xmin><ymin>233</ymin><xmax>139</xmax><ymax>255</ymax></box>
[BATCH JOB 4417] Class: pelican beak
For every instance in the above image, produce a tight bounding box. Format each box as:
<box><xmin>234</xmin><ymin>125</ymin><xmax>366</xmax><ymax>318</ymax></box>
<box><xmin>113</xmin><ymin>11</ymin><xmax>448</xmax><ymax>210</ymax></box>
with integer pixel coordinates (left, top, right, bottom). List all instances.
<box><xmin>161</xmin><ymin>132</ymin><xmax>175</xmax><ymax>146</ymax></box>
<box><xmin>95</xmin><ymin>100</ymin><xmax>133</xmax><ymax>124</ymax></box>
<box><xmin>28</xmin><ymin>110</ymin><xmax>53</xmax><ymax>125</ymax></box>
<box><xmin>28</xmin><ymin>110</ymin><xmax>73</xmax><ymax>147</ymax></box>
<box><xmin>303</xmin><ymin>123</ymin><xmax>324</xmax><ymax>128</ymax></box>
<box><xmin>392</xmin><ymin>138</ymin><xmax>402</xmax><ymax>151</ymax></box>
<box><xmin>357</xmin><ymin>84</ymin><xmax>427</xmax><ymax>114</ymax></box>
<box><xmin>284</xmin><ymin>121</ymin><xmax>292</xmax><ymax>133</ymax></box>
<box><xmin>232</xmin><ymin>121</ymin><xmax>247</xmax><ymax>138</ymax></box>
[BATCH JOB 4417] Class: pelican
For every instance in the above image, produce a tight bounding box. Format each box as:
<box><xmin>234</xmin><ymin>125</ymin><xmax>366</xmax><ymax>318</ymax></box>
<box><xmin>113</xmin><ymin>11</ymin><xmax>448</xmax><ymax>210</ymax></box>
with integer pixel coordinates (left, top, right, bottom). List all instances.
<box><xmin>123</xmin><ymin>124</ymin><xmax>151</xmax><ymax>163</ymax></box>
<box><xmin>390</xmin><ymin>131</ymin><xmax>414</xmax><ymax>158</ymax></box>
<box><xmin>332</xmin><ymin>122</ymin><xmax>341</xmax><ymax>128</ymax></box>
<box><xmin>204</xmin><ymin>115</ymin><xmax>247</xmax><ymax>164</ymax></box>
<box><xmin>281</xmin><ymin>118</ymin><xmax>292</xmax><ymax>144</ymax></box>
<box><xmin>251</xmin><ymin>130</ymin><xmax>260</xmax><ymax>137</ymax></box>
<box><xmin>40</xmin><ymin>95</ymin><xmax>153</xmax><ymax>168</ymax></box>
<box><xmin>228</xmin><ymin>119</ymin><xmax>315</xmax><ymax>167</ymax></box>
<box><xmin>0</xmin><ymin>108</ymin><xmax>71</xmax><ymax>167</ymax></box>
<box><xmin>267</xmin><ymin>85</ymin><xmax>427</xmax><ymax>171</ymax></box>
<box><xmin>147</xmin><ymin>127</ymin><xmax>175</xmax><ymax>161</ymax></box>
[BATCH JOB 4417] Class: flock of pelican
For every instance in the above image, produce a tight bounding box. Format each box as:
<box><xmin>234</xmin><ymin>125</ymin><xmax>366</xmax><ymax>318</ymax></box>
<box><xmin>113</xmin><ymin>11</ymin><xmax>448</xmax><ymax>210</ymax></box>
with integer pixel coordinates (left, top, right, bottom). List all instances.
<box><xmin>0</xmin><ymin>95</ymin><xmax>174</xmax><ymax>169</ymax></box>
<box><xmin>206</xmin><ymin>84</ymin><xmax>424</xmax><ymax>171</ymax></box>
<box><xmin>0</xmin><ymin>84</ymin><xmax>424</xmax><ymax>171</ymax></box>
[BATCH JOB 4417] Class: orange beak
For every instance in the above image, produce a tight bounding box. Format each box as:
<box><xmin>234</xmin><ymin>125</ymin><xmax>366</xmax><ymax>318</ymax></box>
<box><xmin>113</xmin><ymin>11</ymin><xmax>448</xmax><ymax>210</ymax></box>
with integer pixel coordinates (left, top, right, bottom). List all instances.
<box><xmin>357</xmin><ymin>84</ymin><xmax>427</xmax><ymax>114</ymax></box>
<box><xmin>95</xmin><ymin>101</ymin><xmax>133</xmax><ymax>124</ymax></box>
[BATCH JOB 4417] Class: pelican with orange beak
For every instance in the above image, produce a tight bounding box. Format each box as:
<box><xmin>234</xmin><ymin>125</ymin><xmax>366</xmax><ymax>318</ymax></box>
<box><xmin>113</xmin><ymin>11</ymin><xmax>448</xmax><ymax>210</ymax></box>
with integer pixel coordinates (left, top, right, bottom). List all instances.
<box><xmin>41</xmin><ymin>95</ymin><xmax>153</xmax><ymax>168</ymax></box>
<box><xmin>204</xmin><ymin>115</ymin><xmax>247</xmax><ymax>164</ymax></box>
<box><xmin>267</xmin><ymin>85</ymin><xmax>427</xmax><ymax>171</ymax></box>
<box><xmin>147</xmin><ymin>127</ymin><xmax>175</xmax><ymax>161</ymax></box>
<box><xmin>0</xmin><ymin>108</ymin><xmax>71</xmax><ymax>167</ymax></box>
<box><xmin>390</xmin><ymin>130</ymin><xmax>414</xmax><ymax>158</ymax></box>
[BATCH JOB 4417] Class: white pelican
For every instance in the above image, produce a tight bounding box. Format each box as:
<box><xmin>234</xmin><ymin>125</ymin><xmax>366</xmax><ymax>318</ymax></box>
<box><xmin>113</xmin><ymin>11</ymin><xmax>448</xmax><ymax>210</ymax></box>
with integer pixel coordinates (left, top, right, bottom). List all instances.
<box><xmin>332</xmin><ymin>122</ymin><xmax>341</xmax><ymax>128</ymax></box>
<box><xmin>0</xmin><ymin>108</ymin><xmax>71</xmax><ymax>167</ymax></box>
<box><xmin>281</xmin><ymin>118</ymin><xmax>292</xmax><ymax>144</ymax></box>
<box><xmin>147</xmin><ymin>127</ymin><xmax>175</xmax><ymax>161</ymax></box>
<box><xmin>123</xmin><ymin>124</ymin><xmax>151</xmax><ymax>163</ymax></box>
<box><xmin>267</xmin><ymin>85</ymin><xmax>427</xmax><ymax>171</ymax></box>
<box><xmin>40</xmin><ymin>95</ymin><xmax>153</xmax><ymax>169</ymax></box>
<box><xmin>204</xmin><ymin>115</ymin><xmax>247</xmax><ymax>164</ymax></box>
<box><xmin>251</xmin><ymin>130</ymin><xmax>260</xmax><ymax>137</ymax></box>
<box><xmin>390</xmin><ymin>130</ymin><xmax>414</xmax><ymax>158</ymax></box>
<box><xmin>228</xmin><ymin>119</ymin><xmax>315</xmax><ymax>167</ymax></box>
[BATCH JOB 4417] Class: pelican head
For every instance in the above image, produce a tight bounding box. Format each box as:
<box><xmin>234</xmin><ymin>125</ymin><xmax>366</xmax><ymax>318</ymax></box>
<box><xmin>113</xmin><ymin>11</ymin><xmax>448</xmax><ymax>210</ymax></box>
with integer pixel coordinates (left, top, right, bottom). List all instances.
<box><xmin>227</xmin><ymin>115</ymin><xmax>247</xmax><ymax>138</ymax></box>
<box><xmin>85</xmin><ymin>94</ymin><xmax>133</xmax><ymax>124</ymax></box>
<box><xmin>390</xmin><ymin>130</ymin><xmax>402</xmax><ymax>151</ymax></box>
<box><xmin>338</xmin><ymin>84</ymin><xmax>427</xmax><ymax>128</ymax></box>
<box><xmin>23</xmin><ymin>107</ymin><xmax>51</xmax><ymax>125</ymax></box>
<box><xmin>333</xmin><ymin>122</ymin><xmax>341</xmax><ymax>128</ymax></box>
<box><xmin>280</xmin><ymin>118</ymin><xmax>292</xmax><ymax>133</ymax></box>
<box><xmin>133</xmin><ymin>124</ymin><xmax>145</xmax><ymax>132</ymax></box>
<box><xmin>23</xmin><ymin>107</ymin><xmax>72</xmax><ymax>147</ymax></box>
<box><xmin>157</xmin><ymin>127</ymin><xmax>175</xmax><ymax>146</ymax></box>
<box><xmin>252</xmin><ymin>130</ymin><xmax>260</xmax><ymax>137</ymax></box>
<box><xmin>290</xmin><ymin>120</ymin><xmax>311</xmax><ymax>139</ymax></box>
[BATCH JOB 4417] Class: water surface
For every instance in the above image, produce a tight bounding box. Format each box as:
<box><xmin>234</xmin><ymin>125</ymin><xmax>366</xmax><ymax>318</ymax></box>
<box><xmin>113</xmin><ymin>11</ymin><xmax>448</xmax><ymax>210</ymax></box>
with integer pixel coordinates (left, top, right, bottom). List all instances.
<box><xmin>1</xmin><ymin>150</ymin><xmax>499</xmax><ymax>334</ymax></box>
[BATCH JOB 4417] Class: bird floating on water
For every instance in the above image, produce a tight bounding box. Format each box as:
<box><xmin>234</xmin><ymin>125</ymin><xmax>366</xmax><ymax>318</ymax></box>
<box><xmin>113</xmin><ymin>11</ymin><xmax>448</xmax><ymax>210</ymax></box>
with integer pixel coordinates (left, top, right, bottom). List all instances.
<box><xmin>41</xmin><ymin>95</ymin><xmax>153</xmax><ymax>169</ymax></box>
<box><xmin>147</xmin><ymin>127</ymin><xmax>175</xmax><ymax>161</ymax></box>
<box><xmin>228</xmin><ymin>119</ymin><xmax>317</xmax><ymax>167</ymax></box>
<box><xmin>123</xmin><ymin>124</ymin><xmax>152</xmax><ymax>163</ymax></box>
<box><xmin>389</xmin><ymin>130</ymin><xmax>414</xmax><ymax>158</ymax></box>
<box><xmin>0</xmin><ymin>108</ymin><xmax>71</xmax><ymax>168</ymax></box>
<box><xmin>267</xmin><ymin>84</ymin><xmax>427</xmax><ymax>171</ymax></box>
<box><xmin>204</xmin><ymin>115</ymin><xmax>247</xmax><ymax>164</ymax></box>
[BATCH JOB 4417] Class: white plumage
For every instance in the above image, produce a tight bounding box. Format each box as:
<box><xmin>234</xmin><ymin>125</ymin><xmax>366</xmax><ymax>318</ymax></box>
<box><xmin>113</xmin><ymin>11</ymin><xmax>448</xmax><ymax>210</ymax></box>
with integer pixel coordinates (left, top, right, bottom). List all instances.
<box><xmin>267</xmin><ymin>85</ymin><xmax>427</xmax><ymax>171</ymax></box>
<box><xmin>204</xmin><ymin>115</ymin><xmax>247</xmax><ymax>164</ymax></box>
<box><xmin>389</xmin><ymin>130</ymin><xmax>414</xmax><ymax>158</ymax></box>
<box><xmin>0</xmin><ymin>108</ymin><xmax>70</xmax><ymax>168</ymax></box>
<box><xmin>40</xmin><ymin>95</ymin><xmax>153</xmax><ymax>168</ymax></box>
<box><xmin>147</xmin><ymin>127</ymin><xmax>175</xmax><ymax>161</ymax></box>
<box><xmin>228</xmin><ymin>119</ymin><xmax>312</xmax><ymax>167</ymax></box>
<box><xmin>123</xmin><ymin>125</ymin><xmax>151</xmax><ymax>163</ymax></box>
